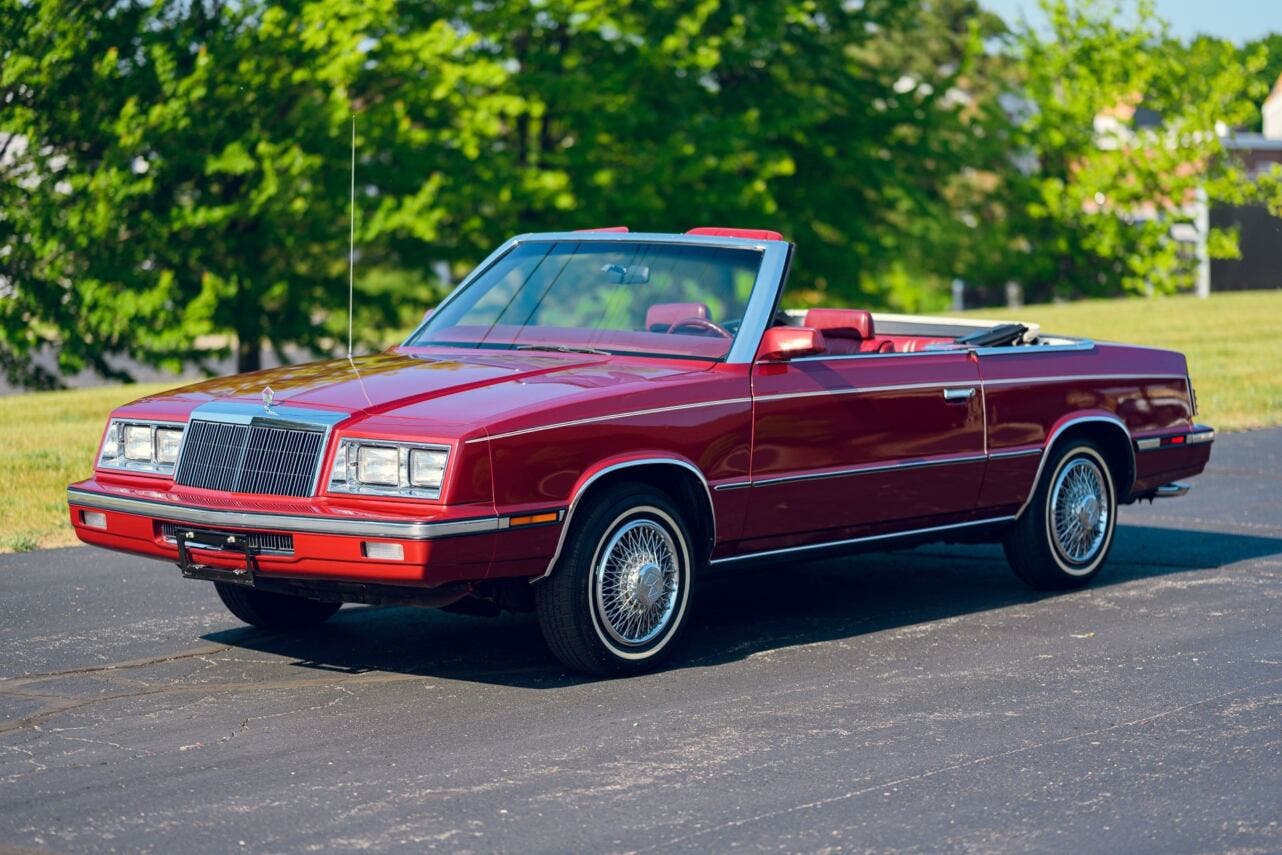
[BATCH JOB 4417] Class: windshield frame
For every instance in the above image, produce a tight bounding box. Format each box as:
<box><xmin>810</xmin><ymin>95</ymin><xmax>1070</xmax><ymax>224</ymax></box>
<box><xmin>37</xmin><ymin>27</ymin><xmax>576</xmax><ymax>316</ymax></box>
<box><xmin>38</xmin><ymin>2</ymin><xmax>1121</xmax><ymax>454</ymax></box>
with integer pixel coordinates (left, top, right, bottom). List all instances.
<box><xmin>400</xmin><ymin>232</ymin><xmax>791</xmax><ymax>364</ymax></box>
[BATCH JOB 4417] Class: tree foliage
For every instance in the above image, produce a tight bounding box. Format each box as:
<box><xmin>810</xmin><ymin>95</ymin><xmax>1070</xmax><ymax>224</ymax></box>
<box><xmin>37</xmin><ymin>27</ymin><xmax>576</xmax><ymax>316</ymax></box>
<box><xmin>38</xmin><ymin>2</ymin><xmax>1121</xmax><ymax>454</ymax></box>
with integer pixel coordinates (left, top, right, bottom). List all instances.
<box><xmin>1</xmin><ymin>0</ymin><xmax>514</xmax><ymax>382</ymax></box>
<box><xmin>0</xmin><ymin>0</ymin><xmax>1278</xmax><ymax>386</ymax></box>
<box><xmin>990</xmin><ymin>0</ymin><xmax>1274</xmax><ymax>301</ymax></box>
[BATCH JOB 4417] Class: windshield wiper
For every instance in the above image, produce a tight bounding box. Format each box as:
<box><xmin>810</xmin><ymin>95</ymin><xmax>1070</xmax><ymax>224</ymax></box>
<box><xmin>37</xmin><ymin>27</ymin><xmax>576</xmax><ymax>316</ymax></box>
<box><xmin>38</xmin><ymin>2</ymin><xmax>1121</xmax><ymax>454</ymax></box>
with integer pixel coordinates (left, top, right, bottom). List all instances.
<box><xmin>515</xmin><ymin>344</ymin><xmax>612</xmax><ymax>356</ymax></box>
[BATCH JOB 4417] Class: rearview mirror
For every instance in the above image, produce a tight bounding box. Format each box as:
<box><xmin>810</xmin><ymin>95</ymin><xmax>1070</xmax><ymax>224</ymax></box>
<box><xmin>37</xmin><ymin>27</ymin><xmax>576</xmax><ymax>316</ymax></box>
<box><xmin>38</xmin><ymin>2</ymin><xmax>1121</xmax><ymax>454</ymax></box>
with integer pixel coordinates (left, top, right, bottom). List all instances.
<box><xmin>757</xmin><ymin>326</ymin><xmax>826</xmax><ymax>361</ymax></box>
<box><xmin>601</xmin><ymin>263</ymin><xmax>651</xmax><ymax>284</ymax></box>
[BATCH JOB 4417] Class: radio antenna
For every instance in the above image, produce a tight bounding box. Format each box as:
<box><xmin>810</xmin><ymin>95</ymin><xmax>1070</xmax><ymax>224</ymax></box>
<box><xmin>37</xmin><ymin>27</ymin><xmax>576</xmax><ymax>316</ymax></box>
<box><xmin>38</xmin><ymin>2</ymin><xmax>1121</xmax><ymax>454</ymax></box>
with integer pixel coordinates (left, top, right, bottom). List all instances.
<box><xmin>347</xmin><ymin>114</ymin><xmax>356</xmax><ymax>359</ymax></box>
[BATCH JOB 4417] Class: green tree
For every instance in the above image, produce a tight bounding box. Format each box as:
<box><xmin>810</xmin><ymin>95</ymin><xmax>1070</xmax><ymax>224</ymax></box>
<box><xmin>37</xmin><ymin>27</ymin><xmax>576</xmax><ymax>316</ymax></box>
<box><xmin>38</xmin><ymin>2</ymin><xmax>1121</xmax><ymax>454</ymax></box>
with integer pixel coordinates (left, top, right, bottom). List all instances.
<box><xmin>0</xmin><ymin>0</ymin><xmax>515</xmax><ymax>383</ymax></box>
<box><xmin>998</xmin><ymin>0</ymin><xmax>1270</xmax><ymax>300</ymax></box>
<box><xmin>438</xmin><ymin>0</ymin><xmax>1008</xmax><ymax>308</ymax></box>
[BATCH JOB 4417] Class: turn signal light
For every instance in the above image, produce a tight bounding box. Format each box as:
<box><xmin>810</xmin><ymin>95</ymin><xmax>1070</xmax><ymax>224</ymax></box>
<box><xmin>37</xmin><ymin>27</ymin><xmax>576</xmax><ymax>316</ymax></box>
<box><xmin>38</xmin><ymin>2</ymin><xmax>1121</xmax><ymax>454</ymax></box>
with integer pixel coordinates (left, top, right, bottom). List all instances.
<box><xmin>508</xmin><ymin>512</ymin><xmax>560</xmax><ymax>527</ymax></box>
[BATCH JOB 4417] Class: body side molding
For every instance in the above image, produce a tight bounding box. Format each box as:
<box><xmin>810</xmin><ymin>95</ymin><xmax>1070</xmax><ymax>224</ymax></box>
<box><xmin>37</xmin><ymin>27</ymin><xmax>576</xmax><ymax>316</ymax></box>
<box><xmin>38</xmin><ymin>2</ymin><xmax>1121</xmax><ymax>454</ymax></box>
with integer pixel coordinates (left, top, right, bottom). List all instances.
<box><xmin>710</xmin><ymin>515</ymin><xmax>1018</xmax><ymax>565</ymax></box>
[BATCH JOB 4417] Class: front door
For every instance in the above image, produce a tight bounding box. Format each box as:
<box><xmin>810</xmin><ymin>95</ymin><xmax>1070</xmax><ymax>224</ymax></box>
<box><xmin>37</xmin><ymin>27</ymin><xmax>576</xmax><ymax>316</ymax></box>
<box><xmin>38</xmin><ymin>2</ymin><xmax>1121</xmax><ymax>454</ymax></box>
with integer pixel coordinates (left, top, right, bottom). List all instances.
<box><xmin>742</xmin><ymin>351</ymin><xmax>987</xmax><ymax>553</ymax></box>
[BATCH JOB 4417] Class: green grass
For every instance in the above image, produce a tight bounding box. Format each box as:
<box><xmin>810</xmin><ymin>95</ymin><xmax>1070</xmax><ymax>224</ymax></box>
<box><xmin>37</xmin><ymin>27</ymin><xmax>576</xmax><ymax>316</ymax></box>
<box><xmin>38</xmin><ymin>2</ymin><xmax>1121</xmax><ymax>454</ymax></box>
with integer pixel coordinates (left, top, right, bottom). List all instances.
<box><xmin>2</xmin><ymin>290</ymin><xmax>1278</xmax><ymax>553</ymax></box>
<box><xmin>957</xmin><ymin>290</ymin><xmax>1282</xmax><ymax>432</ymax></box>
<box><xmin>0</xmin><ymin>383</ymin><xmax>170</xmax><ymax>553</ymax></box>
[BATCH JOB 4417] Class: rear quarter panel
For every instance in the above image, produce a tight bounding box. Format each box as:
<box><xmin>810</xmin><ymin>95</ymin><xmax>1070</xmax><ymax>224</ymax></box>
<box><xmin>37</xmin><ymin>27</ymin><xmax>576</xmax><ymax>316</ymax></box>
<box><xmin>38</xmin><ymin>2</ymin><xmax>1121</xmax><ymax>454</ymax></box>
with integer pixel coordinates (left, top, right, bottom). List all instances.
<box><xmin>978</xmin><ymin>342</ymin><xmax>1199</xmax><ymax>509</ymax></box>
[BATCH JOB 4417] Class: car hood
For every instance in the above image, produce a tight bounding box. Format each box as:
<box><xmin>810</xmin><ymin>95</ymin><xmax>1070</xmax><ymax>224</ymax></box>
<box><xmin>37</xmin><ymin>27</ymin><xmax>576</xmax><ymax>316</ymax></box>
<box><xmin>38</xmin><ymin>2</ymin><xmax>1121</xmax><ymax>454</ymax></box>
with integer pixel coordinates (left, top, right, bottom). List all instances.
<box><xmin>127</xmin><ymin>348</ymin><xmax>711</xmax><ymax>435</ymax></box>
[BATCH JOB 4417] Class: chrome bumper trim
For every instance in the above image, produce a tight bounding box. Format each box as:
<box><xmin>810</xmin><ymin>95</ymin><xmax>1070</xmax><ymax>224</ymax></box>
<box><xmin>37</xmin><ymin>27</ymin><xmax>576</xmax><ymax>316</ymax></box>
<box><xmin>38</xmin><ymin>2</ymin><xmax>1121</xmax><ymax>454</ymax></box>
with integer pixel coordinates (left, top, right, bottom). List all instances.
<box><xmin>1136</xmin><ymin>427</ymin><xmax>1215</xmax><ymax>452</ymax></box>
<box><xmin>67</xmin><ymin>487</ymin><xmax>501</xmax><ymax>540</ymax></box>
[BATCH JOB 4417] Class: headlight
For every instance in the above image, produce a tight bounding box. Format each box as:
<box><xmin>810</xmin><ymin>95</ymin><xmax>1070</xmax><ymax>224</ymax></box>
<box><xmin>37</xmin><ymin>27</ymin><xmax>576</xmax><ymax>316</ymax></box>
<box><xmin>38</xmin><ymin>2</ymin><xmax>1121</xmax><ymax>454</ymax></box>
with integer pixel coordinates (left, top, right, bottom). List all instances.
<box><xmin>357</xmin><ymin>446</ymin><xmax>399</xmax><ymax>486</ymax></box>
<box><xmin>124</xmin><ymin>425</ymin><xmax>153</xmax><ymax>460</ymax></box>
<box><xmin>98</xmin><ymin>419</ymin><xmax>185</xmax><ymax>476</ymax></box>
<box><xmin>409</xmin><ymin>449</ymin><xmax>447</xmax><ymax>489</ymax></box>
<box><xmin>328</xmin><ymin>438</ymin><xmax>449</xmax><ymax>499</ymax></box>
<box><xmin>155</xmin><ymin>427</ymin><xmax>183</xmax><ymax>464</ymax></box>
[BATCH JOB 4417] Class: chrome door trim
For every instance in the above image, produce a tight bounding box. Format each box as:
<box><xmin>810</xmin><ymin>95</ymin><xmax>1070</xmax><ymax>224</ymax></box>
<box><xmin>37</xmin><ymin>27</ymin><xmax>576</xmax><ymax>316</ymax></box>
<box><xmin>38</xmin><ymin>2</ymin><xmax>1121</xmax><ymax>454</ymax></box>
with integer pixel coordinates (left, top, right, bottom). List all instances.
<box><xmin>709</xmin><ymin>515</ymin><xmax>1017</xmax><ymax>565</ymax></box>
<box><xmin>972</xmin><ymin>340</ymin><xmax>1097</xmax><ymax>356</ymax></box>
<box><xmin>67</xmin><ymin>487</ymin><xmax>500</xmax><ymax>540</ymax></box>
<box><xmin>981</xmin><ymin>373</ymin><xmax>1188</xmax><ymax>386</ymax></box>
<box><xmin>988</xmin><ymin>446</ymin><xmax>1042</xmax><ymax>460</ymax></box>
<box><xmin>746</xmin><ymin>453</ymin><xmax>989</xmax><ymax>488</ymax></box>
<box><xmin>753</xmin><ymin>380</ymin><xmax>980</xmax><ymax>404</ymax></box>
<box><xmin>786</xmin><ymin>339</ymin><xmax>1099</xmax><ymax>363</ymax></box>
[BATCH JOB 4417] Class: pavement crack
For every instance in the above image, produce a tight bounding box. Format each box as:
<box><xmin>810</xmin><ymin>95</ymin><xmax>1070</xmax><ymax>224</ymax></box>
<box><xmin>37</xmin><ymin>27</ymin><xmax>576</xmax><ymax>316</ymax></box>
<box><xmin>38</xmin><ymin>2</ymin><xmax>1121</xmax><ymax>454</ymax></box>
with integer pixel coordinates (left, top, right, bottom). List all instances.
<box><xmin>638</xmin><ymin>675</ymin><xmax>1282</xmax><ymax>853</ymax></box>
<box><xmin>0</xmin><ymin>644</ymin><xmax>232</xmax><ymax>688</ymax></box>
<box><xmin>0</xmin><ymin>672</ymin><xmax>421</xmax><ymax>737</ymax></box>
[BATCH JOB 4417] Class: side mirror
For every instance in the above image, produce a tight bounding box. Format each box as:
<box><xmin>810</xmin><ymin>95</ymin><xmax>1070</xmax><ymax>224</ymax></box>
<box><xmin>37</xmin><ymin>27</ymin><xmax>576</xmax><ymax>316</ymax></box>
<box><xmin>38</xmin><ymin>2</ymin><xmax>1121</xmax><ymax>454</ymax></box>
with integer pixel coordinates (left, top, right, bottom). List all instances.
<box><xmin>757</xmin><ymin>326</ymin><xmax>826</xmax><ymax>361</ymax></box>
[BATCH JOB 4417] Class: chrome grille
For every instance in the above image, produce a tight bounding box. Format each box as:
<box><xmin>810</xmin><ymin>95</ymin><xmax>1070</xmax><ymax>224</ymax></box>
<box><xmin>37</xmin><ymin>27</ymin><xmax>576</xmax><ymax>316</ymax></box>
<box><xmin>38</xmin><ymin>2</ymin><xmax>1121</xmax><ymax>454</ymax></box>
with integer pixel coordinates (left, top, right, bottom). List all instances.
<box><xmin>160</xmin><ymin>524</ymin><xmax>294</xmax><ymax>555</ymax></box>
<box><xmin>174</xmin><ymin>419</ymin><xmax>324</xmax><ymax>497</ymax></box>
<box><xmin>176</xmin><ymin>421</ymin><xmax>247</xmax><ymax>492</ymax></box>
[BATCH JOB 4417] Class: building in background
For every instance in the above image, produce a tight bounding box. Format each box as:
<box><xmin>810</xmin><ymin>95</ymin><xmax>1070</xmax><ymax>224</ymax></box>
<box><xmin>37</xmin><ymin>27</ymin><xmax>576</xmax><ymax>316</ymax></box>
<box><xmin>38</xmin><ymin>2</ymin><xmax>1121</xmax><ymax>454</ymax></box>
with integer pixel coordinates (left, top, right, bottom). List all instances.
<box><xmin>1214</xmin><ymin>75</ymin><xmax>1282</xmax><ymax>292</ymax></box>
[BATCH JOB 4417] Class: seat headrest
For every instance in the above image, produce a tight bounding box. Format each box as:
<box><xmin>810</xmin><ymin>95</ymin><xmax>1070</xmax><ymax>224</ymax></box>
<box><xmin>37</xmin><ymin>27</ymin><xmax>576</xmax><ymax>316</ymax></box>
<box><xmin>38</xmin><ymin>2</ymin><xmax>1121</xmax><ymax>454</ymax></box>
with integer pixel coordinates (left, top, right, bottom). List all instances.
<box><xmin>803</xmin><ymin>309</ymin><xmax>874</xmax><ymax>340</ymax></box>
<box><xmin>645</xmin><ymin>302</ymin><xmax>710</xmax><ymax>332</ymax></box>
<box><xmin>685</xmin><ymin>227</ymin><xmax>784</xmax><ymax>241</ymax></box>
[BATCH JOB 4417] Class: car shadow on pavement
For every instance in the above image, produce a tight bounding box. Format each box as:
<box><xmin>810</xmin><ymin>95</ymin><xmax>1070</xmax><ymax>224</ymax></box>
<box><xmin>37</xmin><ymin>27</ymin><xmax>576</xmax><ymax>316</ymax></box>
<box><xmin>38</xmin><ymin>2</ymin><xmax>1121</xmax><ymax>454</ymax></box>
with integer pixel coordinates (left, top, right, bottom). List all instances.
<box><xmin>203</xmin><ymin>524</ymin><xmax>1282</xmax><ymax>687</ymax></box>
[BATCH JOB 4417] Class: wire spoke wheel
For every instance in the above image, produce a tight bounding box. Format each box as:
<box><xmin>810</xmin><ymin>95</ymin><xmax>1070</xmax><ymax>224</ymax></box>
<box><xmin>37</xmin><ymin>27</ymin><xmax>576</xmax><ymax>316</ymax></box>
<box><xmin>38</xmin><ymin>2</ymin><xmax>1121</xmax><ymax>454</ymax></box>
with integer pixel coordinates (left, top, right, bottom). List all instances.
<box><xmin>593</xmin><ymin>518</ymin><xmax>680</xmax><ymax>647</ymax></box>
<box><xmin>536</xmin><ymin>487</ymin><xmax>695</xmax><ymax>675</ymax></box>
<box><xmin>1048</xmin><ymin>456</ymin><xmax>1109</xmax><ymax>567</ymax></box>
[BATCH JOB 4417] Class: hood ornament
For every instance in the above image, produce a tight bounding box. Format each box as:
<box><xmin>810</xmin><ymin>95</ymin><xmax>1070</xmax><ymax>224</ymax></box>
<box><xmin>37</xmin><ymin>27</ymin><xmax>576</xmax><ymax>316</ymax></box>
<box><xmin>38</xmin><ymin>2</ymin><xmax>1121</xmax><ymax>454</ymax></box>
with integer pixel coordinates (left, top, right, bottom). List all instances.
<box><xmin>262</xmin><ymin>386</ymin><xmax>275</xmax><ymax>410</ymax></box>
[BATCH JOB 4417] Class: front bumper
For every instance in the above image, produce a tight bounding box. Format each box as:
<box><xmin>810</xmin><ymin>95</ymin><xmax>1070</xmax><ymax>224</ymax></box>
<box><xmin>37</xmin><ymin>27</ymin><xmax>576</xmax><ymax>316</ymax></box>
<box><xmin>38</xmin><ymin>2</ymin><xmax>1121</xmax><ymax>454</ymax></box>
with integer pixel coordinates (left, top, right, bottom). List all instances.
<box><xmin>68</xmin><ymin>485</ymin><xmax>502</xmax><ymax>540</ymax></box>
<box><xmin>67</xmin><ymin>481</ymin><xmax>510</xmax><ymax>587</ymax></box>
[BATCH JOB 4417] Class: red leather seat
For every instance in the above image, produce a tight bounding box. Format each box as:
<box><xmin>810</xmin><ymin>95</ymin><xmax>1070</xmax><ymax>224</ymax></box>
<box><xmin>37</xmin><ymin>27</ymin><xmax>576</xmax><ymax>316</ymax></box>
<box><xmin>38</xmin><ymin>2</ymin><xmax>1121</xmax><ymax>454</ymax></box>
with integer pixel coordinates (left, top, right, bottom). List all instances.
<box><xmin>802</xmin><ymin>309</ymin><xmax>893</xmax><ymax>354</ymax></box>
<box><xmin>645</xmin><ymin>302</ymin><xmax>710</xmax><ymax>332</ymax></box>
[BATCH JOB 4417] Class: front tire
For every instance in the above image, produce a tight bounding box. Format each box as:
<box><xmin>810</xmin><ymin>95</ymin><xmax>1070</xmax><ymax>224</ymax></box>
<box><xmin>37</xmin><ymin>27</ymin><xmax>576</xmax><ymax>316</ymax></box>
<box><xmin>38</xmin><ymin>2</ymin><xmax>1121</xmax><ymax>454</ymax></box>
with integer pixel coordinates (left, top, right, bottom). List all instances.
<box><xmin>1003</xmin><ymin>440</ymin><xmax>1117</xmax><ymax>590</ymax></box>
<box><xmin>214</xmin><ymin>582</ymin><xmax>341</xmax><ymax>630</ymax></box>
<box><xmin>535</xmin><ymin>485</ymin><xmax>695</xmax><ymax>676</ymax></box>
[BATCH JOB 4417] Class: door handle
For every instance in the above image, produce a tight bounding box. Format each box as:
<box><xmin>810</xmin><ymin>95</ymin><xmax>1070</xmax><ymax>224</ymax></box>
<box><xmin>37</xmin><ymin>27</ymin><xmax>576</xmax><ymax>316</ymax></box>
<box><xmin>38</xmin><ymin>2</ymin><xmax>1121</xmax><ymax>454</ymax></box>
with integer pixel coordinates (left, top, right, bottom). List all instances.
<box><xmin>943</xmin><ymin>387</ymin><xmax>976</xmax><ymax>403</ymax></box>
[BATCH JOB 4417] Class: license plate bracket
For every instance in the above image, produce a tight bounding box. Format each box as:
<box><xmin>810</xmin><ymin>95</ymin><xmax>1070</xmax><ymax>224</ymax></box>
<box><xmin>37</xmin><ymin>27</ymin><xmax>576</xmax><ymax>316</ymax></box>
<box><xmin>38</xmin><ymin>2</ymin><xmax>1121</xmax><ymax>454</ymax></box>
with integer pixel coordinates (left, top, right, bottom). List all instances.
<box><xmin>175</xmin><ymin>527</ymin><xmax>260</xmax><ymax>586</ymax></box>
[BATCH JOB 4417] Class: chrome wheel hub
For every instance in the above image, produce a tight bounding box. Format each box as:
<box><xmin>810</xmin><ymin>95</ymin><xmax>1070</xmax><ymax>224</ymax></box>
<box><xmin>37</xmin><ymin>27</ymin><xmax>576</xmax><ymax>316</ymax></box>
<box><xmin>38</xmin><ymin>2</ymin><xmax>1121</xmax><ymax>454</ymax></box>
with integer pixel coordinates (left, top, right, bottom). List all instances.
<box><xmin>631</xmin><ymin>562</ymin><xmax>664</xmax><ymax>610</ymax></box>
<box><xmin>1075</xmin><ymin>495</ymin><xmax>1100</xmax><ymax>530</ymax></box>
<box><xmin>1050</xmin><ymin>457</ymin><xmax>1109</xmax><ymax>566</ymax></box>
<box><xmin>594</xmin><ymin>519</ymin><xmax>679</xmax><ymax>647</ymax></box>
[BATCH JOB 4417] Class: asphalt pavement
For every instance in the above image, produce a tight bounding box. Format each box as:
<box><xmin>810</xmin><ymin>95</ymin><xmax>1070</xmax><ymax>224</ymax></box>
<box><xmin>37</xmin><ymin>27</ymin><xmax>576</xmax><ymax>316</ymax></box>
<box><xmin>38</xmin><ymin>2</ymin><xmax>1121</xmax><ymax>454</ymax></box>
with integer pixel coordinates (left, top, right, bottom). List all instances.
<box><xmin>1</xmin><ymin>429</ymin><xmax>1280</xmax><ymax>853</ymax></box>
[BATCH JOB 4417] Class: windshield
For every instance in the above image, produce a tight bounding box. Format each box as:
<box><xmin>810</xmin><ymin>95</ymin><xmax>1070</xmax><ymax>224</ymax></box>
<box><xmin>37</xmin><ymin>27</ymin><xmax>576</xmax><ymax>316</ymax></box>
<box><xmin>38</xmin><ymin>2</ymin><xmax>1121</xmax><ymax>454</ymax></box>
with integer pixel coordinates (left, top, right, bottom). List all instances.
<box><xmin>405</xmin><ymin>240</ymin><xmax>763</xmax><ymax>360</ymax></box>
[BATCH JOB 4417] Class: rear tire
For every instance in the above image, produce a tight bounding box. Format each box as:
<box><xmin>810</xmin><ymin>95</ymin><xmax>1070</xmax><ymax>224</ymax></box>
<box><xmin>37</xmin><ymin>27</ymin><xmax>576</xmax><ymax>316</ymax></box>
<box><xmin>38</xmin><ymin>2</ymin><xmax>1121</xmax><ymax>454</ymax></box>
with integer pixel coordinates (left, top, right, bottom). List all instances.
<box><xmin>1003</xmin><ymin>440</ymin><xmax>1117</xmax><ymax>590</ymax></box>
<box><xmin>214</xmin><ymin>582</ymin><xmax>341</xmax><ymax>629</ymax></box>
<box><xmin>535</xmin><ymin>484</ymin><xmax>695</xmax><ymax>676</ymax></box>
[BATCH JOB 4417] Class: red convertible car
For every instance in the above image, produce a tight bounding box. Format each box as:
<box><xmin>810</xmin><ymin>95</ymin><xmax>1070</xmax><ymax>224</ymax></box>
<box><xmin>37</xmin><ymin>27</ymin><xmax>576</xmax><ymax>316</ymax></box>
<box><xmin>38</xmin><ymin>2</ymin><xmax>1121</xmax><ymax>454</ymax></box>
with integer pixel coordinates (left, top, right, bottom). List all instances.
<box><xmin>68</xmin><ymin>228</ymin><xmax>1214</xmax><ymax>675</ymax></box>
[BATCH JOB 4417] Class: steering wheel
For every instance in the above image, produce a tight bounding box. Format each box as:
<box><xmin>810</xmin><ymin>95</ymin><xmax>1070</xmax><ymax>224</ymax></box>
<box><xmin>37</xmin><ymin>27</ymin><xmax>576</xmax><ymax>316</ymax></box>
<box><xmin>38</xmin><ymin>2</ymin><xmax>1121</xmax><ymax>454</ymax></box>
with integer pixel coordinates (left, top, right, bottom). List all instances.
<box><xmin>665</xmin><ymin>317</ymin><xmax>733</xmax><ymax>339</ymax></box>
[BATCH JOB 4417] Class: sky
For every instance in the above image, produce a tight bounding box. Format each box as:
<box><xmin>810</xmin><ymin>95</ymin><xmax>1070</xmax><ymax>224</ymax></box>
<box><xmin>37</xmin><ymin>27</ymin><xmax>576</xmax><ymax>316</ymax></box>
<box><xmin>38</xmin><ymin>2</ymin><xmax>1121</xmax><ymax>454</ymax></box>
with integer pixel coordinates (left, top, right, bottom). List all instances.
<box><xmin>981</xmin><ymin>0</ymin><xmax>1279</xmax><ymax>43</ymax></box>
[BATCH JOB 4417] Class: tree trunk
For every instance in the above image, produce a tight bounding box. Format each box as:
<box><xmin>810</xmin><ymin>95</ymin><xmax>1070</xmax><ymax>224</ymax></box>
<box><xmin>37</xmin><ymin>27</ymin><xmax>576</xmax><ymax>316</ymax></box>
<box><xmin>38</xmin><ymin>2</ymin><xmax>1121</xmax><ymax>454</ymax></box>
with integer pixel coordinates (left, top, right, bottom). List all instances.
<box><xmin>237</xmin><ymin>335</ymin><xmax>261</xmax><ymax>373</ymax></box>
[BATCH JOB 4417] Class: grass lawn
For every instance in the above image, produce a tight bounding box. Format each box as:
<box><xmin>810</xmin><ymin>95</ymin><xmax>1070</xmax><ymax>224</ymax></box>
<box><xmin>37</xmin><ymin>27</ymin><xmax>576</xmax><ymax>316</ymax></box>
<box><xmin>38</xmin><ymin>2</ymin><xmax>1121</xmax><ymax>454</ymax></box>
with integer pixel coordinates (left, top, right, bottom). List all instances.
<box><xmin>958</xmin><ymin>290</ymin><xmax>1282</xmax><ymax>432</ymax></box>
<box><xmin>0</xmin><ymin>383</ymin><xmax>171</xmax><ymax>553</ymax></box>
<box><xmin>1</xmin><ymin>290</ymin><xmax>1278</xmax><ymax>553</ymax></box>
